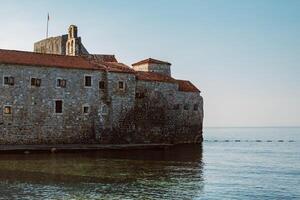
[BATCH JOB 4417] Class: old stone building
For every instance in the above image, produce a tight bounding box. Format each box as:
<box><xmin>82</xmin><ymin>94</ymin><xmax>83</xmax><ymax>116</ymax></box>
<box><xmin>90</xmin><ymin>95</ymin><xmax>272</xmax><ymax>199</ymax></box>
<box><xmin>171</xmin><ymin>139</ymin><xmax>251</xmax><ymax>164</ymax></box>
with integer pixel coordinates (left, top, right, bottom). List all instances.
<box><xmin>0</xmin><ymin>25</ymin><xmax>203</xmax><ymax>145</ymax></box>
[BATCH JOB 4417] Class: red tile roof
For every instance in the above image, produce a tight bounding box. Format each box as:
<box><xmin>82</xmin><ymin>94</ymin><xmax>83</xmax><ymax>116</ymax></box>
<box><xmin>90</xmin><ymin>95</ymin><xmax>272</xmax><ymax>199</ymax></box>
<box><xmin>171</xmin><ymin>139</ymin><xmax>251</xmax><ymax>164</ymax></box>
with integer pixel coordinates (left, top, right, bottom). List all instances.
<box><xmin>176</xmin><ymin>80</ymin><xmax>200</xmax><ymax>93</ymax></box>
<box><xmin>135</xmin><ymin>71</ymin><xmax>177</xmax><ymax>83</ymax></box>
<box><xmin>85</xmin><ymin>56</ymin><xmax>135</xmax><ymax>73</ymax></box>
<box><xmin>136</xmin><ymin>71</ymin><xmax>200</xmax><ymax>93</ymax></box>
<box><xmin>0</xmin><ymin>49</ymin><xmax>134</xmax><ymax>73</ymax></box>
<box><xmin>0</xmin><ymin>49</ymin><xmax>102</xmax><ymax>70</ymax></box>
<box><xmin>88</xmin><ymin>54</ymin><xmax>118</xmax><ymax>63</ymax></box>
<box><xmin>132</xmin><ymin>58</ymin><xmax>171</xmax><ymax>66</ymax></box>
<box><xmin>0</xmin><ymin>49</ymin><xmax>200</xmax><ymax>92</ymax></box>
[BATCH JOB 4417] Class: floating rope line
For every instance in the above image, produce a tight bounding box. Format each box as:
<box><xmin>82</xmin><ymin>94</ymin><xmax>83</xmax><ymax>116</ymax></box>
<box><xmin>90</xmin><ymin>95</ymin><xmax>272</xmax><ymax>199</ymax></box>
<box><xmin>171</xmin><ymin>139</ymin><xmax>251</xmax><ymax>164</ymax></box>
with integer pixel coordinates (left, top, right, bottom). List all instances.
<box><xmin>204</xmin><ymin>140</ymin><xmax>296</xmax><ymax>143</ymax></box>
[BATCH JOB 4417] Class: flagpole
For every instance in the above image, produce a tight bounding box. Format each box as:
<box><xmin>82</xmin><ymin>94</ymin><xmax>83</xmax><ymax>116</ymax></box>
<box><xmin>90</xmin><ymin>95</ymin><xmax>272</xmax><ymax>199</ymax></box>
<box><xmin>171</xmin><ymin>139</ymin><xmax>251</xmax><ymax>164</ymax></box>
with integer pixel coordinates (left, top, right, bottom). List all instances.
<box><xmin>46</xmin><ymin>13</ymin><xmax>49</xmax><ymax>38</ymax></box>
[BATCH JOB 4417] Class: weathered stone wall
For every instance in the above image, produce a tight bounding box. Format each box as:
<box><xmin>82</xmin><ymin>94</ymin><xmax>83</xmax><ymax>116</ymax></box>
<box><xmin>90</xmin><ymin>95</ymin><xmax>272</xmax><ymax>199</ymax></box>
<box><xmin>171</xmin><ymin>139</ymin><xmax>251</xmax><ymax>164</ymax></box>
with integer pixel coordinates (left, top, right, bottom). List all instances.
<box><xmin>0</xmin><ymin>64</ymin><xmax>203</xmax><ymax>145</ymax></box>
<box><xmin>0</xmin><ymin>64</ymin><xmax>111</xmax><ymax>144</ymax></box>
<box><xmin>34</xmin><ymin>35</ymin><xmax>89</xmax><ymax>56</ymax></box>
<box><xmin>98</xmin><ymin>80</ymin><xmax>203</xmax><ymax>144</ymax></box>
<box><xmin>133</xmin><ymin>63</ymin><xmax>171</xmax><ymax>76</ymax></box>
<box><xmin>34</xmin><ymin>35</ymin><xmax>68</xmax><ymax>55</ymax></box>
<box><xmin>132</xmin><ymin>80</ymin><xmax>203</xmax><ymax>144</ymax></box>
<box><xmin>96</xmin><ymin>72</ymin><xmax>137</xmax><ymax>143</ymax></box>
<box><xmin>132</xmin><ymin>63</ymin><xmax>148</xmax><ymax>72</ymax></box>
<box><xmin>148</xmin><ymin>63</ymin><xmax>171</xmax><ymax>76</ymax></box>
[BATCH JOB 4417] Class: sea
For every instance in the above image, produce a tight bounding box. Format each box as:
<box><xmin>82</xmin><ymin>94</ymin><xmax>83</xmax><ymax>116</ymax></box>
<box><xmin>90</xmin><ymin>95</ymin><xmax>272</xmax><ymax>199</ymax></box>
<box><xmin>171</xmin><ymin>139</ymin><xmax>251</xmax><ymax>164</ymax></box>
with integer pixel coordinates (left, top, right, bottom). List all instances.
<box><xmin>0</xmin><ymin>127</ymin><xmax>299</xmax><ymax>200</ymax></box>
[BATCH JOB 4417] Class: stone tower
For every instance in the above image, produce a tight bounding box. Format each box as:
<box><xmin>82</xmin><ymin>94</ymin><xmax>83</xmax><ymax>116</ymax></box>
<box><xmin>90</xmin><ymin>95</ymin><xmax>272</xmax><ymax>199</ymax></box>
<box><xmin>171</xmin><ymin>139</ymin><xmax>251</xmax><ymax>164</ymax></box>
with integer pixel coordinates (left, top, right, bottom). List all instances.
<box><xmin>66</xmin><ymin>25</ymin><xmax>81</xmax><ymax>56</ymax></box>
<box><xmin>132</xmin><ymin>58</ymin><xmax>172</xmax><ymax>76</ymax></box>
<box><xmin>34</xmin><ymin>25</ymin><xmax>89</xmax><ymax>56</ymax></box>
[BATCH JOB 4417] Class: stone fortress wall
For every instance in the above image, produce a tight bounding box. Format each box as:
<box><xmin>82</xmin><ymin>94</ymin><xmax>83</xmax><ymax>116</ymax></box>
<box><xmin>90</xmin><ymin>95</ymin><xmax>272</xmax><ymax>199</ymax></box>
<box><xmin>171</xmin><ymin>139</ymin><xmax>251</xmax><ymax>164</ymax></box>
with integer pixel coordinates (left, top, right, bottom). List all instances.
<box><xmin>0</xmin><ymin>25</ymin><xmax>203</xmax><ymax>145</ymax></box>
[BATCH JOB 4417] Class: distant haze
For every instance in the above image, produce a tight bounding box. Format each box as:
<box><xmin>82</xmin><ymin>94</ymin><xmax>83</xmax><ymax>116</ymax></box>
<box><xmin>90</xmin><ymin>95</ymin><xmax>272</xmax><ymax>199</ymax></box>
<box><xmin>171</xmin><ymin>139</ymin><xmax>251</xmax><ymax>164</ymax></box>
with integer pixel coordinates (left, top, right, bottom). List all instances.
<box><xmin>0</xmin><ymin>0</ymin><xmax>299</xmax><ymax>127</ymax></box>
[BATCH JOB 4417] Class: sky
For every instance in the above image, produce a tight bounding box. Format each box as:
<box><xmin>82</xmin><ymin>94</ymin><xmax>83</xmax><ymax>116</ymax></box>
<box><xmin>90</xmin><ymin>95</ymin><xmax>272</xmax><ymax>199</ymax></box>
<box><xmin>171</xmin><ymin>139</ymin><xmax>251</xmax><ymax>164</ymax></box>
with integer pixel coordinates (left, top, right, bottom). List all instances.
<box><xmin>0</xmin><ymin>0</ymin><xmax>299</xmax><ymax>127</ymax></box>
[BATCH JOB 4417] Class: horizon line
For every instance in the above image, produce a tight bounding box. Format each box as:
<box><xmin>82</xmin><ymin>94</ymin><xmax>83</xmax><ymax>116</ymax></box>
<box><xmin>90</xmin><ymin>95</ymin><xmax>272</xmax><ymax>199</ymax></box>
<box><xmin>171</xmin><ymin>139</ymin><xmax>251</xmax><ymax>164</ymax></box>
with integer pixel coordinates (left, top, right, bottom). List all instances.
<box><xmin>204</xmin><ymin>126</ymin><xmax>300</xmax><ymax>128</ymax></box>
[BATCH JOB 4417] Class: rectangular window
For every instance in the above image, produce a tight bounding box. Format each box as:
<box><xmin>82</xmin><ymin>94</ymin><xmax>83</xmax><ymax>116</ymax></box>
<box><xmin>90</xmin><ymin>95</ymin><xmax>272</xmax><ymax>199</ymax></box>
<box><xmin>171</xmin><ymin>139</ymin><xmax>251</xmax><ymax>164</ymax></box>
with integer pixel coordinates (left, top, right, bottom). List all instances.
<box><xmin>173</xmin><ymin>104</ymin><xmax>180</xmax><ymax>110</ymax></box>
<box><xmin>99</xmin><ymin>81</ymin><xmax>105</xmax><ymax>89</ymax></box>
<box><xmin>118</xmin><ymin>81</ymin><xmax>125</xmax><ymax>90</ymax></box>
<box><xmin>57</xmin><ymin>79</ymin><xmax>67</xmax><ymax>88</ymax></box>
<box><xmin>83</xmin><ymin>105</ymin><xmax>90</xmax><ymax>114</ymax></box>
<box><xmin>31</xmin><ymin>78</ymin><xmax>41</xmax><ymax>87</ymax></box>
<box><xmin>4</xmin><ymin>106</ymin><xmax>12</xmax><ymax>115</ymax></box>
<box><xmin>184</xmin><ymin>104</ymin><xmax>189</xmax><ymax>110</ymax></box>
<box><xmin>84</xmin><ymin>76</ymin><xmax>92</xmax><ymax>87</ymax></box>
<box><xmin>4</xmin><ymin>76</ymin><xmax>14</xmax><ymax>86</ymax></box>
<box><xmin>135</xmin><ymin>92</ymin><xmax>145</xmax><ymax>99</ymax></box>
<box><xmin>194</xmin><ymin>104</ymin><xmax>199</xmax><ymax>111</ymax></box>
<box><xmin>55</xmin><ymin>100</ymin><xmax>63</xmax><ymax>114</ymax></box>
<box><xmin>101</xmin><ymin>104</ymin><xmax>108</xmax><ymax>115</ymax></box>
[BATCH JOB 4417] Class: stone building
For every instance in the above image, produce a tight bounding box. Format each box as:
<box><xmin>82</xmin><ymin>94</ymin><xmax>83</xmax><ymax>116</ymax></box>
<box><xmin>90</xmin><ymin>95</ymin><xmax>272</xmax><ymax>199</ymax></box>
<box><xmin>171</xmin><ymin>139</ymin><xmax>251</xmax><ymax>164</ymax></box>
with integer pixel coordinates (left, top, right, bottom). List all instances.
<box><xmin>0</xmin><ymin>25</ymin><xmax>203</xmax><ymax>145</ymax></box>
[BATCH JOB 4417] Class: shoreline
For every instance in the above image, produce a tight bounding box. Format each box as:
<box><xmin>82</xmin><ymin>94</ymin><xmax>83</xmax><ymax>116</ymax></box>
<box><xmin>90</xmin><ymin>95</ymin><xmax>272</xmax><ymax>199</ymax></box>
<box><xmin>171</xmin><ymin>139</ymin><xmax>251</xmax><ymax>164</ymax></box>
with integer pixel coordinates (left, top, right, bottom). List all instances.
<box><xmin>0</xmin><ymin>144</ymin><xmax>174</xmax><ymax>153</ymax></box>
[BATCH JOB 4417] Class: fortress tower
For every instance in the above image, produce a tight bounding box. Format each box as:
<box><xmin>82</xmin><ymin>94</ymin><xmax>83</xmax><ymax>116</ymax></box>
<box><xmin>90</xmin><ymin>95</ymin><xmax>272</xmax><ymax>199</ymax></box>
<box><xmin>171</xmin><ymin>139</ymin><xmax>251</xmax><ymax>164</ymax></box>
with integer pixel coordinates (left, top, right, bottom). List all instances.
<box><xmin>34</xmin><ymin>25</ymin><xmax>88</xmax><ymax>56</ymax></box>
<box><xmin>66</xmin><ymin>25</ymin><xmax>80</xmax><ymax>56</ymax></box>
<box><xmin>132</xmin><ymin>58</ymin><xmax>171</xmax><ymax>76</ymax></box>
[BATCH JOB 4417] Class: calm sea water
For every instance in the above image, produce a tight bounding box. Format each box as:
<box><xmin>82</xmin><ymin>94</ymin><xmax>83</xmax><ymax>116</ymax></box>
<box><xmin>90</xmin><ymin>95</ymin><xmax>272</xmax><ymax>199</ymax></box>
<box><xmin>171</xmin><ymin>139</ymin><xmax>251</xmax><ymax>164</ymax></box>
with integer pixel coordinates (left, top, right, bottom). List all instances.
<box><xmin>0</xmin><ymin>127</ymin><xmax>299</xmax><ymax>199</ymax></box>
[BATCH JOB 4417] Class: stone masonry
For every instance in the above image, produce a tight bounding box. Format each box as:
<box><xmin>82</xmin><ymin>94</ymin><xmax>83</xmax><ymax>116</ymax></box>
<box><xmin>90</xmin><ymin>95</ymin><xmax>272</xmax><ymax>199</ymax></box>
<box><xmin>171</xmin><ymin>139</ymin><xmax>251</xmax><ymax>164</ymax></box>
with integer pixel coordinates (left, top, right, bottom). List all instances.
<box><xmin>0</xmin><ymin>25</ymin><xmax>203</xmax><ymax>145</ymax></box>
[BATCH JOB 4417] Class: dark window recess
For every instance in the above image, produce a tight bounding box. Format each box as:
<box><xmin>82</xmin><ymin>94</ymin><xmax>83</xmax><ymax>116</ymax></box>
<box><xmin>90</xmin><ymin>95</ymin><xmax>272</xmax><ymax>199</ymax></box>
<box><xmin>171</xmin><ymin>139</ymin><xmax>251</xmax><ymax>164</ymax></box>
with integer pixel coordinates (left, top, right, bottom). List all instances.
<box><xmin>99</xmin><ymin>81</ymin><xmax>105</xmax><ymax>89</ymax></box>
<box><xmin>173</xmin><ymin>104</ymin><xmax>180</xmax><ymax>110</ymax></box>
<box><xmin>31</xmin><ymin>78</ymin><xmax>41</xmax><ymax>87</ymax></box>
<box><xmin>135</xmin><ymin>92</ymin><xmax>145</xmax><ymax>99</ymax></box>
<box><xmin>55</xmin><ymin>100</ymin><xmax>63</xmax><ymax>113</ymax></box>
<box><xmin>4</xmin><ymin>76</ymin><xmax>14</xmax><ymax>86</ymax></box>
<box><xmin>57</xmin><ymin>79</ymin><xmax>67</xmax><ymax>88</ymax></box>
<box><xmin>118</xmin><ymin>81</ymin><xmax>125</xmax><ymax>90</ymax></box>
<box><xmin>85</xmin><ymin>76</ymin><xmax>92</xmax><ymax>87</ymax></box>
<box><xmin>101</xmin><ymin>104</ymin><xmax>108</xmax><ymax>115</ymax></box>
<box><xmin>184</xmin><ymin>104</ymin><xmax>189</xmax><ymax>110</ymax></box>
<box><xmin>4</xmin><ymin>106</ymin><xmax>12</xmax><ymax>114</ymax></box>
<box><xmin>194</xmin><ymin>104</ymin><xmax>199</xmax><ymax>111</ymax></box>
<box><xmin>83</xmin><ymin>106</ymin><xmax>89</xmax><ymax>114</ymax></box>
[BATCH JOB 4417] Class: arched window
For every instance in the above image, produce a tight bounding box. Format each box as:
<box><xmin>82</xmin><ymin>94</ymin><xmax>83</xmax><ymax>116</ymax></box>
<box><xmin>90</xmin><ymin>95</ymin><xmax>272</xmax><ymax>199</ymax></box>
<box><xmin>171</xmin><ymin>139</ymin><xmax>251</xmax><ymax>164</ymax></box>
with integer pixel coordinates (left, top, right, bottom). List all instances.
<box><xmin>69</xmin><ymin>29</ymin><xmax>72</xmax><ymax>38</ymax></box>
<box><xmin>71</xmin><ymin>40</ymin><xmax>74</xmax><ymax>55</ymax></box>
<box><xmin>67</xmin><ymin>42</ymin><xmax>70</xmax><ymax>55</ymax></box>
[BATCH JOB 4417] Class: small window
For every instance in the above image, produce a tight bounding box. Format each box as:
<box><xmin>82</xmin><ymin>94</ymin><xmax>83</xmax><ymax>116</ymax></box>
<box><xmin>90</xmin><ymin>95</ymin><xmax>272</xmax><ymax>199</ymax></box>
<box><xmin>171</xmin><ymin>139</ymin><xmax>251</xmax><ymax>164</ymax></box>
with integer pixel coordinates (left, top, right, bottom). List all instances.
<box><xmin>173</xmin><ymin>104</ymin><xmax>180</xmax><ymax>110</ymax></box>
<box><xmin>55</xmin><ymin>100</ymin><xmax>63</xmax><ymax>114</ymax></box>
<box><xmin>4</xmin><ymin>76</ymin><xmax>14</xmax><ymax>86</ymax></box>
<box><xmin>4</xmin><ymin>106</ymin><xmax>12</xmax><ymax>115</ymax></box>
<box><xmin>135</xmin><ymin>92</ymin><xmax>145</xmax><ymax>99</ymax></box>
<box><xmin>99</xmin><ymin>81</ymin><xmax>105</xmax><ymax>89</ymax></box>
<box><xmin>101</xmin><ymin>104</ymin><xmax>108</xmax><ymax>115</ymax></box>
<box><xmin>84</xmin><ymin>76</ymin><xmax>92</xmax><ymax>87</ymax></box>
<box><xmin>184</xmin><ymin>104</ymin><xmax>189</xmax><ymax>110</ymax></box>
<box><xmin>194</xmin><ymin>104</ymin><xmax>199</xmax><ymax>111</ymax></box>
<box><xmin>118</xmin><ymin>81</ymin><xmax>125</xmax><ymax>90</ymax></box>
<box><xmin>31</xmin><ymin>78</ymin><xmax>41</xmax><ymax>87</ymax></box>
<box><xmin>83</xmin><ymin>105</ymin><xmax>90</xmax><ymax>114</ymax></box>
<box><xmin>57</xmin><ymin>79</ymin><xmax>67</xmax><ymax>88</ymax></box>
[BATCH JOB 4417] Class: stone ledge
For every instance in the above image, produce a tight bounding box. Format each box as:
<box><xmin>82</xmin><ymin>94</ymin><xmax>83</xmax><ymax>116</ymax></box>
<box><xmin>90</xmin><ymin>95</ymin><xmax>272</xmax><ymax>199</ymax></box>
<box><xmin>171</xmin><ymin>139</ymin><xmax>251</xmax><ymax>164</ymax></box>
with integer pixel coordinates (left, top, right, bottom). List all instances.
<box><xmin>0</xmin><ymin>143</ymin><xmax>173</xmax><ymax>153</ymax></box>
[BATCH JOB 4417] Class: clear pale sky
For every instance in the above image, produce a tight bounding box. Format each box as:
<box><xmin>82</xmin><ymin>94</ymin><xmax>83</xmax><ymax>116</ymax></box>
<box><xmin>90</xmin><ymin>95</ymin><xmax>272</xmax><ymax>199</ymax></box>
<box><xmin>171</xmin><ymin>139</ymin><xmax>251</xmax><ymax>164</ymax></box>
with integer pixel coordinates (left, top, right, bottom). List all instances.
<box><xmin>0</xmin><ymin>0</ymin><xmax>299</xmax><ymax>127</ymax></box>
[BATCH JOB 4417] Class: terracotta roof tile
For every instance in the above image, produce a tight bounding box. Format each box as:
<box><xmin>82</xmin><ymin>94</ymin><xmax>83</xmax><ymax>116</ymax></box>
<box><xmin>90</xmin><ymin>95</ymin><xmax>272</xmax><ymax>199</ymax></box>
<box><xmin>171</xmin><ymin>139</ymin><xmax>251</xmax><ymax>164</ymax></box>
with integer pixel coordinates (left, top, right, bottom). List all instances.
<box><xmin>0</xmin><ymin>49</ymin><xmax>102</xmax><ymax>70</ymax></box>
<box><xmin>135</xmin><ymin>71</ymin><xmax>200</xmax><ymax>92</ymax></box>
<box><xmin>132</xmin><ymin>58</ymin><xmax>171</xmax><ymax>66</ymax></box>
<box><xmin>135</xmin><ymin>71</ymin><xmax>177</xmax><ymax>83</ymax></box>
<box><xmin>0</xmin><ymin>49</ymin><xmax>135</xmax><ymax>73</ymax></box>
<box><xmin>88</xmin><ymin>54</ymin><xmax>118</xmax><ymax>63</ymax></box>
<box><xmin>176</xmin><ymin>80</ymin><xmax>200</xmax><ymax>93</ymax></box>
<box><xmin>86</xmin><ymin>56</ymin><xmax>135</xmax><ymax>73</ymax></box>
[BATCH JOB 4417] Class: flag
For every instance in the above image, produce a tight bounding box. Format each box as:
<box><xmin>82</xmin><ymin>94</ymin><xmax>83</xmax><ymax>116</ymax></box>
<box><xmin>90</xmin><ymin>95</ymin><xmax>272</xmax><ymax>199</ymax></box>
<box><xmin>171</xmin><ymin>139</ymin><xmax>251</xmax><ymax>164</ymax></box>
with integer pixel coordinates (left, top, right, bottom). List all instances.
<box><xmin>47</xmin><ymin>13</ymin><xmax>50</xmax><ymax>21</ymax></box>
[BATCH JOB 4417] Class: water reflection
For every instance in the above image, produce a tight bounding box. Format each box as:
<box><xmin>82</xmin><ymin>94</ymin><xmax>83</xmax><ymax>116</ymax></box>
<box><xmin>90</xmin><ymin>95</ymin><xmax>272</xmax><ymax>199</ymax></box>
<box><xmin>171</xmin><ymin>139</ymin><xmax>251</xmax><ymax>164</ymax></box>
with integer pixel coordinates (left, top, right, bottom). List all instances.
<box><xmin>0</xmin><ymin>144</ymin><xmax>204</xmax><ymax>199</ymax></box>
